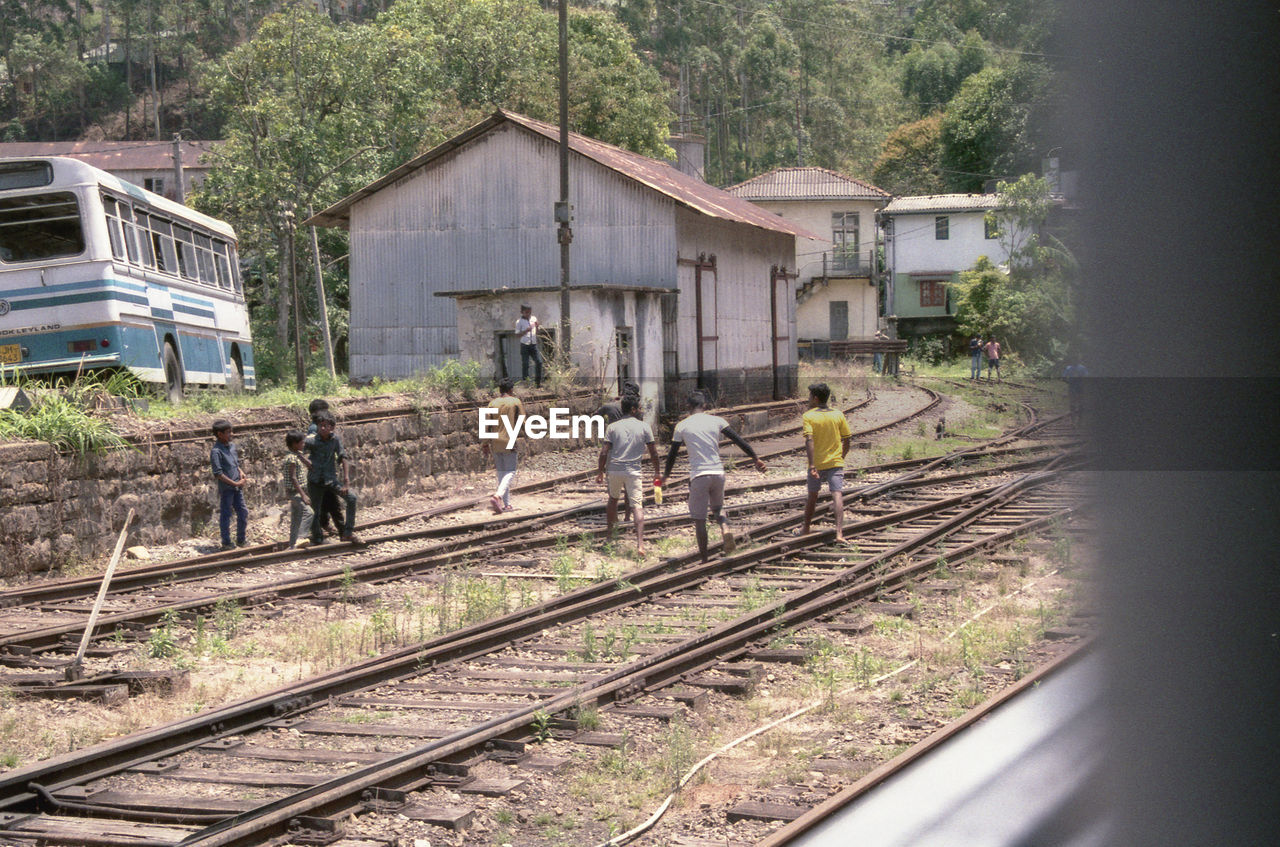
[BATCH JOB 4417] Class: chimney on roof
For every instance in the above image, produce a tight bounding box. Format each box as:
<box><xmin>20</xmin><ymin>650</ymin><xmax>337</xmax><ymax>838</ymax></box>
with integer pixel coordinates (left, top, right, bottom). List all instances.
<box><xmin>667</xmin><ymin>134</ymin><xmax>706</xmax><ymax>182</ymax></box>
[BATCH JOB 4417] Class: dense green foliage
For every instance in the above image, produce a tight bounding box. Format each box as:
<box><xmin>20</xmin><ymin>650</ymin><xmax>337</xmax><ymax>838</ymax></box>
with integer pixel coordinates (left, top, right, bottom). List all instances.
<box><xmin>950</xmin><ymin>174</ymin><xmax>1076</xmax><ymax>373</ymax></box>
<box><xmin>9</xmin><ymin>0</ymin><xmax>1062</xmax><ymax>386</ymax></box>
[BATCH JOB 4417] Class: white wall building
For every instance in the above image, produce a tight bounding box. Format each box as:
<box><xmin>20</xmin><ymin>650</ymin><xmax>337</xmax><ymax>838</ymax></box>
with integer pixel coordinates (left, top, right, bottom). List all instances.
<box><xmin>726</xmin><ymin>167</ymin><xmax>890</xmax><ymax>347</ymax></box>
<box><xmin>879</xmin><ymin>194</ymin><xmax>1013</xmax><ymax>336</ymax></box>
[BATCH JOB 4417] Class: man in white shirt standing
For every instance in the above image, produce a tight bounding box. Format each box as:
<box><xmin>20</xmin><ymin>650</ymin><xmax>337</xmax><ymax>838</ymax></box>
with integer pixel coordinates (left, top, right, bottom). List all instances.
<box><xmin>516</xmin><ymin>304</ymin><xmax>543</xmax><ymax>388</ymax></box>
<box><xmin>660</xmin><ymin>391</ymin><xmax>767</xmax><ymax>561</ymax></box>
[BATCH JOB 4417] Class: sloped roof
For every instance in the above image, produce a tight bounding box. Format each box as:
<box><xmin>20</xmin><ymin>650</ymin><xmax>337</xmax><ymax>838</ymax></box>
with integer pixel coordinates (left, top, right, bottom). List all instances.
<box><xmin>307</xmin><ymin>110</ymin><xmax>819</xmax><ymax>239</ymax></box>
<box><xmin>0</xmin><ymin>140</ymin><xmax>219</xmax><ymax>171</ymax></box>
<box><xmin>726</xmin><ymin>166</ymin><xmax>889</xmax><ymax>201</ymax></box>
<box><xmin>883</xmin><ymin>194</ymin><xmax>1002</xmax><ymax>215</ymax></box>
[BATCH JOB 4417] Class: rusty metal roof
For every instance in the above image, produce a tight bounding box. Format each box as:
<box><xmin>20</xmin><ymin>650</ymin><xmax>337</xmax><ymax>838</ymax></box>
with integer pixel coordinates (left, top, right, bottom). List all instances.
<box><xmin>726</xmin><ymin>166</ymin><xmax>889</xmax><ymax>201</ymax></box>
<box><xmin>0</xmin><ymin>140</ymin><xmax>219</xmax><ymax>171</ymax></box>
<box><xmin>307</xmin><ymin>110</ymin><xmax>819</xmax><ymax>239</ymax></box>
<box><xmin>883</xmin><ymin>194</ymin><xmax>1002</xmax><ymax>215</ymax></box>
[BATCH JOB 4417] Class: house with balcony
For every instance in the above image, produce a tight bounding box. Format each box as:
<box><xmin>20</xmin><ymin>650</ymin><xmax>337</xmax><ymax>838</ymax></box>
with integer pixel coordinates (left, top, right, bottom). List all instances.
<box><xmin>726</xmin><ymin>167</ymin><xmax>890</xmax><ymax>353</ymax></box>
<box><xmin>879</xmin><ymin>193</ymin><xmax>1014</xmax><ymax>337</ymax></box>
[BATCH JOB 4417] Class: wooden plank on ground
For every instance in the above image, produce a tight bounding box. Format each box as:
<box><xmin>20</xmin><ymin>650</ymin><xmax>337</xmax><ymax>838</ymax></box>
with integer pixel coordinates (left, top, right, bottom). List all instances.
<box><xmin>399</xmin><ymin>804</ymin><xmax>473</xmax><ymax>830</ymax></box>
<box><xmin>725</xmin><ymin>801</ymin><xmax>806</xmax><ymax>823</ymax></box>
<box><xmin>274</xmin><ymin>719</ymin><xmax>449</xmax><ymax>738</ymax></box>
<box><xmin>339</xmin><ymin>697</ymin><xmax>526</xmax><ymax>712</ymax></box>
<box><xmin>459</xmin><ymin>777</ymin><xmax>526</xmax><ymax>796</ymax></box>
<box><xmin>130</xmin><ymin>766</ymin><xmax>331</xmax><ymax>788</ymax></box>
<box><xmin>5</xmin><ymin>814</ymin><xmax>198</xmax><ymax>844</ymax></box>
<box><xmin>203</xmin><ymin>743</ymin><xmax>386</xmax><ymax>764</ymax></box>
<box><xmin>54</xmin><ymin>788</ymin><xmax>258</xmax><ymax>815</ymax></box>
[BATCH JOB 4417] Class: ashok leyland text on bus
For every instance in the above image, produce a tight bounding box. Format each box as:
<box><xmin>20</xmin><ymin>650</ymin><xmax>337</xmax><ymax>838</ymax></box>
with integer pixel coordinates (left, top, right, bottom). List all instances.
<box><xmin>0</xmin><ymin>156</ymin><xmax>254</xmax><ymax>401</ymax></box>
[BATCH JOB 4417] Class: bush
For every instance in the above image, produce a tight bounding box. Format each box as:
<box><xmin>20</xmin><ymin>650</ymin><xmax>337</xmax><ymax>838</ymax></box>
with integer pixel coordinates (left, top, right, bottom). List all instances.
<box><xmin>906</xmin><ymin>335</ymin><xmax>952</xmax><ymax>366</ymax></box>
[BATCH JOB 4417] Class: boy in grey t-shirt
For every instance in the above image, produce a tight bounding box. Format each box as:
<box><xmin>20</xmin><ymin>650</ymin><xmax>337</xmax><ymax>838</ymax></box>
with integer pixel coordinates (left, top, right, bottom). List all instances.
<box><xmin>660</xmin><ymin>391</ymin><xmax>766</xmax><ymax>561</ymax></box>
<box><xmin>596</xmin><ymin>396</ymin><xmax>660</xmax><ymax>556</ymax></box>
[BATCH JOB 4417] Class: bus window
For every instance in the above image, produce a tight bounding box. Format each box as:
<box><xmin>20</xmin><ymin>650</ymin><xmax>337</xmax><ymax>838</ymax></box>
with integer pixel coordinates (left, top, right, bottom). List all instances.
<box><xmin>135</xmin><ymin>212</ymin><xmax>156</xmax><ymax>268</ymax></box>
<box><xmin>0</xmin><ymin>161</ymin><xmax>53</xmax><ymax>191</ymax></box>
<box><xmin>174</xmin><ymin>226</ymin><xmax>197</xmax><ymax>280</ymax></box>
<box><xmin>150</xmin><ymin>218</ymin><xmax>177</xmax><ymax>273</ymax></box>
<box><xmin>194</xmin><ymin>233</ymin><xmax>216</xmax><ymax>285</ymax></box>
<box><xmin>102</xmin><ymin>195</ymin><xmax>127</xmax><ymax>260</ymax></box>
<box><xmin>226</xmin><ymin>244</ymin><xmax>243</xmax><ymax>292</ymax></box>
<box><xmin>0</xmin><ymin>192</ymin><xmax>84</xmax><ymax>262</ymax></box>
<box><xmin>213</xmin><ymin>242</ymin><xmax>232</xmax><ymax>288</ymax></box>
<box><xmin>118</xmin><ymin>203</ymin><xmax>140</xmax><ymax>264</ymax></box>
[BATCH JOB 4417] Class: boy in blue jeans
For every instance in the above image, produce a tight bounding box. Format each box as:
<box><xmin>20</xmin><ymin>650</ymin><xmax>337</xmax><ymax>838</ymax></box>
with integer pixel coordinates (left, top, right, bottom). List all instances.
<box><xmin>210</xmin><ymin>419</ymin><xmax>250</xmax><ymax>550</ymax></box>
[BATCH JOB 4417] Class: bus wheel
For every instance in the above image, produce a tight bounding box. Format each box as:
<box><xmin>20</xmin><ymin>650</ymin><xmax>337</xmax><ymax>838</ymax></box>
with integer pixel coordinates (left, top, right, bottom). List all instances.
<box><xmin>162</xmin><ymin>343</ymin><xmax>184</xmax><ymax>404</ymax></box>
<box><xmin>227</xmin><ymin>352</ymin><xmax>245</xmax><ymax>394</ymax></box>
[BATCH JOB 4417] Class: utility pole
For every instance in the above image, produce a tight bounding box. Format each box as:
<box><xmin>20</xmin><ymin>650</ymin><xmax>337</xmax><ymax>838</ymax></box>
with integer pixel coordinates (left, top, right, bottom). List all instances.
<box><xmin>556</xmin><ymin>0</ymin><xmax>572</xmax><ymax>361</ymax></box>
<box><xmin>307</xmin><ymin>205</ymin><xmax>337</xmax><ymax>379</ymax></box>
<box><xmin>171</xmin><ymin>134</ymin><xmax>185</xmax><ymax>204</ymax></box>
<box><xmin>282</xmin><ymin>205</ymin><xmax>305</xmax><ymax>391</ymax></box>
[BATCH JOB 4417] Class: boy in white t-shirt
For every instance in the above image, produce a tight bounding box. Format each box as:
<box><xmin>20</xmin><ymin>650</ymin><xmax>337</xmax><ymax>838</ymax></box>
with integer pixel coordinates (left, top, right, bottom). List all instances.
<box><xmin>660</xmin><ymin>391</ymin><xmax>767</xmax><ymax>561</ymax></box>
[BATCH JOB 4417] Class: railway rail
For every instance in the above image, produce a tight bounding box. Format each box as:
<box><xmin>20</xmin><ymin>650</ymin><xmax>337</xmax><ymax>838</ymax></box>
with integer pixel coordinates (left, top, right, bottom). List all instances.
<box><xmin>0</xmin><ymin>388</ymin><xmax>946</xmax><ymax>658</ymax></box>
<box><xmin>0</xmin><ymin>453</ymin><xmax>1084</xmax><ymax>846</ymax></box>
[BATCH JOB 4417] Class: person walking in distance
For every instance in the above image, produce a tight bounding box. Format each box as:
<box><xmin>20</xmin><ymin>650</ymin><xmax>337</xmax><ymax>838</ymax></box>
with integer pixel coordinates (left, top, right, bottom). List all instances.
<box><xmin>969</xmin><ymin>334</ymin><xmax>984</xmax><ymax>380</ymax></box>
<box><xmin>597</xmin><ymin>396</ymin><xmax>660</xmax><ymax>556</ymax></box>
<box><xmin>660</xmin><ymin>391</ymin><xmax>767</xmax><ymax>562</ymax></box>
<box><xmin>801</xmin><ymin>383</ymin><xmax>853</xmax><ymax>542</ymax></box>
<box><xmin>210</xmin><ymin>419</ymin><xmax>250</xmax><ymax>551</ymax></box>
<box><xmin>984</xmin><ymin>337</ymin><xmax>1002</xmax><ymax>382</ymax></box>
<box><xmin>516</xmin><ymin>305</ymin><xmax>543</xmax><ymax>388</ymax></box>
<box><xmin>481</xmin><ymin>378</ymin><xmax>524</xmax><ymax>514</ymax></box>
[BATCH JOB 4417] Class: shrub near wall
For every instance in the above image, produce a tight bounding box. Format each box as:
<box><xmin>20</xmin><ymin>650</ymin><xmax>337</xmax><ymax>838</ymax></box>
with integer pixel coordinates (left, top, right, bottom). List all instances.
<box><xmin>0</xmin><ymin>395</ymin><xmax>599</xmax><ymax>577</ymax></box>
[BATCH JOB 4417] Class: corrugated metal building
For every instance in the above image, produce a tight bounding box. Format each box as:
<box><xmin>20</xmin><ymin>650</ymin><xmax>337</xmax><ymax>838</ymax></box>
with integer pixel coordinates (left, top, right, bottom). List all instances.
<box><xmin>309</xmin><ymin>110</ymin><xmax>818</xmax><ymax>408</ymax></box>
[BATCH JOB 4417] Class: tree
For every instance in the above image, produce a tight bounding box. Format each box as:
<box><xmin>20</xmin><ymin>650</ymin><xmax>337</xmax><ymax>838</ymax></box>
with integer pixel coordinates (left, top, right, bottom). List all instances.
<box><xmin>872</xmin><ymin>113</ymin><xmax>946</xmax><ymax>195</ymax></box>
<box><xmin>899</xmin><ymin>30</ymin><xmax>988</xmax><ymax>116</ymax></box>
<box><xmin>950</xmin><ymin>174</ymin><xmax>1076</xmax><ymax>371</ymax></box>
<box><xmin>197</xmin><ymin>0</ymin><xmax>675</xmax><ymax>383</ymax></box>
<box><xmin>939</xmin><ymin>60</ymin><xmax>1049</xmax><ymax>191</ymax></box>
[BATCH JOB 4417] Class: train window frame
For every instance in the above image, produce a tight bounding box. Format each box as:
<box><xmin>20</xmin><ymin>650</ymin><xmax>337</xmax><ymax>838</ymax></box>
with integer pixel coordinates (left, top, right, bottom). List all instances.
<box><xmin>0</xmin><ymin>161</ymin><xmax>53</xmax><ymax>191</ymax></box>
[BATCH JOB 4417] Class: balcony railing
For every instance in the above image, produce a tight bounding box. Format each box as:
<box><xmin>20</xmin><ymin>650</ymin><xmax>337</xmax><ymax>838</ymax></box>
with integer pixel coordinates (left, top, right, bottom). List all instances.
<box><xmin>823</xmin><ymin>250</ymin><xmax>873</xmax><ymax>277</ymax></box>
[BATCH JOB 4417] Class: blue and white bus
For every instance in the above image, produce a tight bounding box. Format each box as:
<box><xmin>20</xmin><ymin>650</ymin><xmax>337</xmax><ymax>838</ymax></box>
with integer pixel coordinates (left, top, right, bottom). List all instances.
<box><xmin>0</xmin><ymin>156</ymin><xmax>254</xmax><ymax>401</ymax></box>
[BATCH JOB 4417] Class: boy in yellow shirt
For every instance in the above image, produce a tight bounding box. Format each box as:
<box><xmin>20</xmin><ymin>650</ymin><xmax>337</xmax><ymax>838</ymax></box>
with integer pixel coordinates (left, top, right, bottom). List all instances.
<box><xmin>801</xmin><ymin>382</ymin><xmax>852</xmax><ymax>542</ymax></box>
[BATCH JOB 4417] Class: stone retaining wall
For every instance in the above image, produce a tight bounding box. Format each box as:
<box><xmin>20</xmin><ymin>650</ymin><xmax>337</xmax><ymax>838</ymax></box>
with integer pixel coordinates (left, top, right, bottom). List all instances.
<box><xmin>0</xmin><ymin>395</ymin><xmax>600</xmax><ymax>576</ymax></box>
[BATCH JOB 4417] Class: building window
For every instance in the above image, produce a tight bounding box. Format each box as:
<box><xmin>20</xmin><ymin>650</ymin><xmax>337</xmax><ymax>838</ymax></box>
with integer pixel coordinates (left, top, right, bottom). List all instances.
<box><xmin>144</xmin><ymin>177</ymin><xmax>165</xmax><ymax>195</ymax></box>
<box><xmin>919</xmin><ymin>280</ymin><xmax>946</xmax><ymax>308</ymax></box>
<box><xmin>984</xmin><ymin>213</ymin><xmax>1000</xmax><ymax>240</ymax></box>
<box><xmin>832</xmin><ymin>211</ymin><xmax>859</xmax><ymax>271</ymax></box>
<box><xmin>935</xmin><ymin>215</ymin><xmax>949</xmax><ymax>240</ymax></box>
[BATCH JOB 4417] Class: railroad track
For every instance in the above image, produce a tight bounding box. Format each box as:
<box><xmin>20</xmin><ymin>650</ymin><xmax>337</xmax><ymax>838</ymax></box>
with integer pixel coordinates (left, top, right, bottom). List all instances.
<box><xmin>0</xmin><ymin>439</ymin><xmax>1064</xmax><ymax>661</ymax></box>
<box><xmin>0</xmin><ymin>459</ymin><xmax>1084</xmax><ymax>846</ymax></box>
<box><xmin>0</xmin><ymin>389</ymin><xmax>945</xmax><ymax>658</ymax></box>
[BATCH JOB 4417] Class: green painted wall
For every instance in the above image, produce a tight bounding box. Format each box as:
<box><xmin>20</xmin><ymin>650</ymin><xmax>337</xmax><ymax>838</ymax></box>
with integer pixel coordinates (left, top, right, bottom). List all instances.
<box><xmin>893</xmin><ymin>272</ymin><xmax>959</xmax><ymax>318</ymax></box>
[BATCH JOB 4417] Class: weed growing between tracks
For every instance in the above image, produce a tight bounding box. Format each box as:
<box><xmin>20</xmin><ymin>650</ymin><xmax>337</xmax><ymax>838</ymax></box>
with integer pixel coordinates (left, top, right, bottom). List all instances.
<box><xmin>498</xmin><ymin>526</ymin><xmax>1095</xmax><ymax>846</ymax></box>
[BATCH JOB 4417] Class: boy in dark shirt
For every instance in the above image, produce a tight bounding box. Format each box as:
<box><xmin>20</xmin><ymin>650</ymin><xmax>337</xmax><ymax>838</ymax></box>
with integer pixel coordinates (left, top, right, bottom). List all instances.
<box><xmin>305</xmin><ymin>410</ymin><xmax>360</xmax><ymax>545</ymax></box>
<box><xmin>210</xmin><ymin>419</ymin><xmax>250</xmax><ymax>551</ymax></box>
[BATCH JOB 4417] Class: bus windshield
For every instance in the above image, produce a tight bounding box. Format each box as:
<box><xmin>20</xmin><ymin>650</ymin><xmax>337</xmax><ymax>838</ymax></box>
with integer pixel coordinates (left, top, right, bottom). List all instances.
<box><xmin>0</xmin><ymin>192</ymin><xmax>84</xmax><ymax>263</ymax></box>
